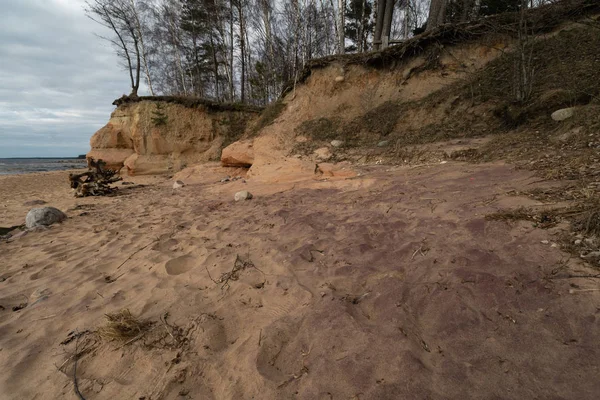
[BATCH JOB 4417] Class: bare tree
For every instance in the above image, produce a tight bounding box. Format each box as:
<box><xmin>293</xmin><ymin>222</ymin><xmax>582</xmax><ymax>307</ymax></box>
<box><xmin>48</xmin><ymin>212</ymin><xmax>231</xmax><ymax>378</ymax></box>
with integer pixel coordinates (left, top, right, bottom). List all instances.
<box><xmin>129</xmin><ymin>0</ymin><xmax>155</xmax><ymax>95</ymax></box>
<box><xmin>86</xmin><ymin>0</ymin><xmax>142</xmax><ymax>96</ymax></box>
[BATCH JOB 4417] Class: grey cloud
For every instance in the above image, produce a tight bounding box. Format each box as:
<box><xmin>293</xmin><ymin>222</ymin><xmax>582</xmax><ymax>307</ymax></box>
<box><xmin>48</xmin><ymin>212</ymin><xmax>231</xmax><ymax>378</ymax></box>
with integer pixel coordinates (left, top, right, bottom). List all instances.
<box><xmin>0</xmin><ymin>0</ymin><xmax>137</xmax><ymax>157</ymax></box>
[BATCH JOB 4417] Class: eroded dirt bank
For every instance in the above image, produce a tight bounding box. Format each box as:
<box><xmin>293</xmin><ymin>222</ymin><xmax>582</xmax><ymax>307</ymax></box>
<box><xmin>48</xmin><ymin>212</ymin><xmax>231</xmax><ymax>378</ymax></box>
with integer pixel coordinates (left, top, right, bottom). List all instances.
<box><xmin>1</xmin><ymin>162</ymin><xmax>598</xmax><ymax>399</ymax></box>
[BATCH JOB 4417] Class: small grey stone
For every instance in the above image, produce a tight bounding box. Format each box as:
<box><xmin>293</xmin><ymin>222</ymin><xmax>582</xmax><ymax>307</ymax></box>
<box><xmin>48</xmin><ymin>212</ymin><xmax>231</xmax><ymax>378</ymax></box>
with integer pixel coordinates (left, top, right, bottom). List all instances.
<box><xmin>377</xmin><ymin>140</ymin><xmax>390</xmax><ymax>148</ymax></box>
<box><xmin>330</xmin><ymin>140</ymin><xmax>344</xmax><ymax>148</ymax></box>
<box><xmin>25</xmin><ymin>207</ymin><xmax>67</xmax><ymax>229</ymax></box>
<box><xmin>551</xmin><ymin>108</ymin><xmax>574</xmax><ymax>122</ymax></box>
<box><xmin>172</xmin><ymin>180</ymin><xmax>185</xmax><ymax>189</ymax></box>
<box><xmin>234</xmin><ymin>191</ymin><xmax>253</xmax><ymax>201</ymax></box>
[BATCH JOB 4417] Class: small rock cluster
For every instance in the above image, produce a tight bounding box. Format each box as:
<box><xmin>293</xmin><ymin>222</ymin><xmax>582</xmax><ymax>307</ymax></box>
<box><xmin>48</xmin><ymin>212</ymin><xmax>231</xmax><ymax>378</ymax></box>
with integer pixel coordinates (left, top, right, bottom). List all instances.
<box><xmin>220</xmin><ymin>176</ymin><xmax>245</xmax><ymax>183</ymax></box>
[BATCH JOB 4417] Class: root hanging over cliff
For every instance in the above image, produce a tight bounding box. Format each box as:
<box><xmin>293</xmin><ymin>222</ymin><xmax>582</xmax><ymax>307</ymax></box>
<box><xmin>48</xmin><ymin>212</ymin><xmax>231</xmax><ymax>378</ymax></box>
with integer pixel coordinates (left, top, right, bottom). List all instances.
<box><xmin>69</xmin><ymin>158</ymin><xmax>122</xmax><ymax>197</ymax></box>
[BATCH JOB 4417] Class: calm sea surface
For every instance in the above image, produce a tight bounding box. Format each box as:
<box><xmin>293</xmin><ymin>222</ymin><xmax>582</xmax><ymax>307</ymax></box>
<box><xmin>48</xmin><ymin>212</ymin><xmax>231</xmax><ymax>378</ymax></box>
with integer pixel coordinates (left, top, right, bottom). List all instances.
<box><xmin>0</xmin><ymin>158</ymin><xmax>87</xmax><ymax>175</ymax></box>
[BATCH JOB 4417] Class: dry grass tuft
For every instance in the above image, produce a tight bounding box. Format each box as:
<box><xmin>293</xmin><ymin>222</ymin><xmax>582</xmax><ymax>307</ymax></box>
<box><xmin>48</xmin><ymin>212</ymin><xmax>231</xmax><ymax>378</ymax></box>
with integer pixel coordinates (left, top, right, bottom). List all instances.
<box><xmin>97</xmin><ymin>309</ymin><xmax>154</xmax><ymax>342</ymax></box>
<box><xmin>485</xmin><ymin>207</ymin><xmax>561</xmax><ymax>228</ymax></box>
<box><xmin>571</xmin><ymin>198</ymin><xmax>600</xmax><ymax>237</ymax></box>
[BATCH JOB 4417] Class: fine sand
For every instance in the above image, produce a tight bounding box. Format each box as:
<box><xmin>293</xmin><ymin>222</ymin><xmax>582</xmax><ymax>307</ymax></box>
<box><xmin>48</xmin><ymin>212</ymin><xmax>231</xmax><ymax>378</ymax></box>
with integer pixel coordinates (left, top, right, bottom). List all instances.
<box><xmin>0</xmin><ymin>162</ymin><xmax>599</xmax><ymax>399</ymax></box>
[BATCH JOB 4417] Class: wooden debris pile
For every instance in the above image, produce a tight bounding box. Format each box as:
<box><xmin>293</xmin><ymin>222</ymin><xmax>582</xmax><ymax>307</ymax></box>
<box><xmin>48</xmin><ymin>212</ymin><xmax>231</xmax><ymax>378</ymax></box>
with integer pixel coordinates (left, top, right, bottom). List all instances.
<box><xmin>69</xmin><ymin>158</ymin><xmax>121</xmax><ymax>197</ymax></box>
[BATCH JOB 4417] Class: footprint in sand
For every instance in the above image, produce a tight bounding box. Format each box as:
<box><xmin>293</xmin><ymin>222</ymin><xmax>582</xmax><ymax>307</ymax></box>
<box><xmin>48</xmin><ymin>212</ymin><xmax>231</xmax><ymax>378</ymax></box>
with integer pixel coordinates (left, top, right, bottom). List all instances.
<box><xmin>165</xmin><ymin>255</ymin><xmax>197</xmax><ymax>275</ymax></box>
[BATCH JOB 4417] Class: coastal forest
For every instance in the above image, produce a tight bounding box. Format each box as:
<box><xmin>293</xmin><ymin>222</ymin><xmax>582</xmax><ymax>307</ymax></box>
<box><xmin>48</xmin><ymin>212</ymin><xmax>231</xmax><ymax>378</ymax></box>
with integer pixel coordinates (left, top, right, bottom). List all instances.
<box><xmin>86</xmin><ymin>0</ymin><xmax>546</xmax><ymax>104</ymax></box>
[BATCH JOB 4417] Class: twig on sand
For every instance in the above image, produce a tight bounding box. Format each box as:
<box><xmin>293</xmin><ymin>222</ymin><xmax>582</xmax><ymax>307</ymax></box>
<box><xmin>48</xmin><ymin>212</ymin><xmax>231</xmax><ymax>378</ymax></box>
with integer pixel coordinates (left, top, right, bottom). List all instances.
<box><xmin>411</xmin><ymin>245</ymin><xmax>428</xmax><ymax>260</ymax></box>
<box><xmin>32</xmin><ymin>314</ymin><xmax>57</xmax><ymax>322</ymax></box>
<box><xmin>218</xmin><ymin>254</ymin><xmax>263</xmax><ymax>291</ymax></box>
<box><xmin>569</xmin><ymin>288</ymin><xmax>600</xmax><ymax>294</ymax></box>
<box><xmin>205</xmin><ymin>265</ymin><xmax>218</xmax><ymax>284</ymax></box>
<box><xmin>548</xmin><ymin>273</ymin><xmax>600</xmax><ymax>280</ymax></box>
<box><xmin>73</xmin><ymin>331</ymin><xmax>86</xmax><ymax>400</ymax></box>
<box><xmin>116</xmin><ymin>241</ymin><xmax>156</xmax><ymax>270</ymax></box>
<box><xmin>277</xmin><ymin>366</ymin><xmax>309</xmax><ymax>388</ymax></box>
<box><xmin>411</xmin><ymin>246</ymin><xmax>422</xmax><ymax>260</ymax></box>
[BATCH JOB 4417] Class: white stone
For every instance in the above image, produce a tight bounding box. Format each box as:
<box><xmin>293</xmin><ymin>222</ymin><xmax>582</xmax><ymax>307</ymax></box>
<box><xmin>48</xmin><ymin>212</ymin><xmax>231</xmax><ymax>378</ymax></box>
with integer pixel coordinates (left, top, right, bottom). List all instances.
<box><xmin>172</xmin><ymin>180</ymin><xmax>185</xmax><ymax>189</ymax></box>
<box><xmin>330</xmin><ymin>140</ymin><xmax>344</xmax><ymax>148</ymax></box>
<box><xmin>551</xmin><ymin>108</ymin><xmax>575</xmax><ymax>122</ymax></box>
<box><xmin>234</xmin><ymin>191</ymin><xmax>253</xmax><ymax>201</ymax></box>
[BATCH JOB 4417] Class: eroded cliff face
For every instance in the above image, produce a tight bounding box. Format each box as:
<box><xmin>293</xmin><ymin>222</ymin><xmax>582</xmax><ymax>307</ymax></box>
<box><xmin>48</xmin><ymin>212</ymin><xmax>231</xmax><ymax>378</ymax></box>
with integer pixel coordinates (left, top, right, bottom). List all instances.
<box><xmin>220</xmin><ymin>11</ymin><xmax>600</xmax><ymax>183</ymax></box>
<box><xmin>88</xmin><ymin>101</ymin><xmax>258</xmax><ymax>175</ymax></box>
<box><xmin>219</xmin><ymin>38</ymin><xmax>510</xmax><ymax>182</ymax></box>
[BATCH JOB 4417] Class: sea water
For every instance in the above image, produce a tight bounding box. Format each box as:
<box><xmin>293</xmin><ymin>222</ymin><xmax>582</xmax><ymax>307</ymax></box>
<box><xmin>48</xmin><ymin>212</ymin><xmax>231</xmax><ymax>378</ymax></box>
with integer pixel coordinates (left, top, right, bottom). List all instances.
<box><xmin>0</xmin><ymin>158</ymin><xmax>87</xmax><ymax>175</ymax></box>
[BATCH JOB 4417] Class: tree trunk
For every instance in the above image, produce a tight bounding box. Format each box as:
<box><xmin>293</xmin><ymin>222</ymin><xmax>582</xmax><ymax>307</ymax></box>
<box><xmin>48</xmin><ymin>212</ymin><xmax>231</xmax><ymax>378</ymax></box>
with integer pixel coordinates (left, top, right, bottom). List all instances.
<box><xmin>237</xmin><ymin>0</ymin><xmax>246</xmax><ymax>102</ymax></box>
<box><xmin>167</xmin><ymin>11</ymin><xmax>186</xmax><ymax>95</ymax></box>
<box><xmin>404</xmin><ymin>0</ymin><xmax>410</xmax><ymax>39</ymax></box>
<box><xmin>337</xmin><ymin>0</ymin><xmax>345</xmax><ymax>54</ymax></box>
<box><xmin>426</xmin><ymin>0</ymin><xmax>447</xmax><ymax>31</ymax></box>
<box><xmin>229</xmin><ymin>0</ymin><xmax>235</xmax><ymax>101</ymax></box>
<box><xmin>373</xmin><ymin>0</ymin><xmax>386</xmax><ymax>50</ymax></box>
<box><xmin>319</xmin><ymin>0</ymin><xmax>332</xmax><ymax>54</ymax></box>
<box><xmin>382</xmin><ymin>0</ymin><xmax>396</xmax><ymax>49</ymax></box>
<box><xmin>210</xmin><ymin>33</ymin><xmax>220</xmax><ymax>100</ymax></box>
<box><xmin>358</xmin><ymin>0</ymin><xmax>366</xmax><ymax>52</ymax></box>
<box><xmin>261</xmin><ymin>0</ymin><xmax>274</xmax><ymax>100</ymax></box>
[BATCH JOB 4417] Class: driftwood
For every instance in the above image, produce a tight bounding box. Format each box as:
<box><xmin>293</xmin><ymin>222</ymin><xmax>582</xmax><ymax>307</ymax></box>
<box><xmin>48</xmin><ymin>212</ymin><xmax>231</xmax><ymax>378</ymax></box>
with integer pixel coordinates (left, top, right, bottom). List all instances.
<box><xmin>69</xmin><ymin>158</ymin><xmax>121</xmax><ymax>197</ymax></box>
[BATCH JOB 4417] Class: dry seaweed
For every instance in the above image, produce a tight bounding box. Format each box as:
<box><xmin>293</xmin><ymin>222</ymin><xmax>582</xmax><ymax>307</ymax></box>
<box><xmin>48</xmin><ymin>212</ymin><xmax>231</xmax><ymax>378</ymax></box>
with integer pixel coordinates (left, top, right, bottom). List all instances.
<box><xmin>97</xmin><ymin>309</ymin><xmax>154</xmax><ymax>343</ymax></box>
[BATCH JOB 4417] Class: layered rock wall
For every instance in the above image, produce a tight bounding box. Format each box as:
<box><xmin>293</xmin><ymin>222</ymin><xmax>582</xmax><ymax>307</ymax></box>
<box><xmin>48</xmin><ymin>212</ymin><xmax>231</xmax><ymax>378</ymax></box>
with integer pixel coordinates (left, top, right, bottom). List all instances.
<box><xmin>88</xmin><ymin>100</ymin><xmax>259</xmax><ymax>175</ymax></box>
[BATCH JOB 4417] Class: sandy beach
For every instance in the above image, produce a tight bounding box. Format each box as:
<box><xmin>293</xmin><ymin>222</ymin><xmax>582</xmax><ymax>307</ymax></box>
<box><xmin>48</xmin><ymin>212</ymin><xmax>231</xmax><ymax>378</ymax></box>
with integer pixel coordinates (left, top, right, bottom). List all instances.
<box><xmin>1</xmin><ymin>161</ymin><xmax>599</xmax><ymax>399</ymax></box>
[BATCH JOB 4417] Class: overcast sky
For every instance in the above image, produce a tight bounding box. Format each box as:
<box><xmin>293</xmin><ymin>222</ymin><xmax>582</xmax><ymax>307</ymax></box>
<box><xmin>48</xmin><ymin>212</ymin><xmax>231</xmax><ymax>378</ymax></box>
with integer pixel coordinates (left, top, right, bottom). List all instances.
<box><xmin>0</xmin><ymin>0</ymin><xmax>135</xmax><ymax>158</ymax></box>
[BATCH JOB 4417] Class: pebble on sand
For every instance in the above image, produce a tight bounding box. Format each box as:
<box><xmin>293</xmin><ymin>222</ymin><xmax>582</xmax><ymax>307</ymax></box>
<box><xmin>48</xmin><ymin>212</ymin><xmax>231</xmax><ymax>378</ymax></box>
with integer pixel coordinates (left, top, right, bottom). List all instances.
<box><xmin>235</xmin><ymin>191</ymin><xmax>253</xmax><ymax>201</ymax></box>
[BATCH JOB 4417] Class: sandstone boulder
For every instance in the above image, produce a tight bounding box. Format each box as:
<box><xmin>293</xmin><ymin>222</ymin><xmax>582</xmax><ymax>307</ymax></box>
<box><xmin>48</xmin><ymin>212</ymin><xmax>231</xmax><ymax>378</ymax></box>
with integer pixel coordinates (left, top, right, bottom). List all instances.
<box><xmin>25</xmin><ymin>207</ymin><xmax>67</xmax><ymax>229</ymax></box>
<box><xmin>221</xmin><ymin>140</ymin><xmax>254</xmax><ymax>167</ymax></box>
<box><xmin>314</xmin><ymin>147</ymin><xmax>332</xmax><ymax>161</ymax></box>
